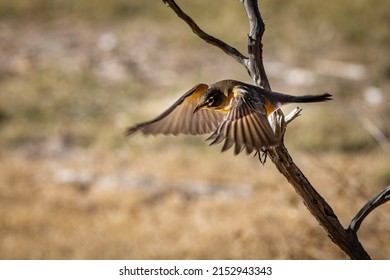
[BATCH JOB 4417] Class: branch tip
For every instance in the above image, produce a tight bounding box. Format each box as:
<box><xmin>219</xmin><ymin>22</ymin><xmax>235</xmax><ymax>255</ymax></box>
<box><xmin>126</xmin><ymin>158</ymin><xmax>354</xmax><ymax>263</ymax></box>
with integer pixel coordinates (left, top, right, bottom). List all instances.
<box><xmin>349</xmin><ymin>186</ymin><xmax>390</xmax><ymax>234</ymax></box>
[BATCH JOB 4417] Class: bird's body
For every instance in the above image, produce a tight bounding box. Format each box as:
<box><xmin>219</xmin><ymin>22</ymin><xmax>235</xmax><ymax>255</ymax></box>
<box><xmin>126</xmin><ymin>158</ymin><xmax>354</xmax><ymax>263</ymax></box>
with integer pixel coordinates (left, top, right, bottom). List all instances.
<box><xmin>126</xmin><ymin>79</ymin><xmax>331</xmax><ymax>155</ymax></box>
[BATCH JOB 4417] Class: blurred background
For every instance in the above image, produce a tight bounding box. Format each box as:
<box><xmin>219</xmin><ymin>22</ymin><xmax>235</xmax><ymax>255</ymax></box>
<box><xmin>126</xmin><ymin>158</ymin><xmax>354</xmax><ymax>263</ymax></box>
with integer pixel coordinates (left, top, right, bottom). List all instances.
<box><xmin>0</xmin><ymin>0</ymin><xmax>389</xmax><ymax>259</ymax></box>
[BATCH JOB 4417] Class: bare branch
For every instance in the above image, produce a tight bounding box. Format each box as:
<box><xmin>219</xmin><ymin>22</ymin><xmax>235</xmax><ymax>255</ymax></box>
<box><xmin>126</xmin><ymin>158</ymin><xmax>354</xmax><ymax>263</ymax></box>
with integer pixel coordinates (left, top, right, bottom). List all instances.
<box><xmin>241</xmin><ymin>0</ymin><xmax>271</xmax><ymax>90</ymax></box>
<box><xmin>285</xmin><ymin>107</ymin><xmax>302</xmax><ymax>124</ymax></box>
<box><xmin>242</xmin><ymin>0</ymin><xmax>371</xmax><ymax>259</ymax></box>
<box><xmin>267</xmin><ymin>143</ymin><xmax>370</xmax><ymax>259</ymax></box>
<box><xmin>349</xmin><ymin>186</ymin><xmax>390</xmax><ymax>234</ymax></box>
<box><xmin>163</xmin><ymin>0</ymin><xmax>248</xmax><ymax>66</ymax></box>
<box><xmin>160</xmin><ymin>0</ymin><xmax>377</xmax><ymax>259</ymax></box>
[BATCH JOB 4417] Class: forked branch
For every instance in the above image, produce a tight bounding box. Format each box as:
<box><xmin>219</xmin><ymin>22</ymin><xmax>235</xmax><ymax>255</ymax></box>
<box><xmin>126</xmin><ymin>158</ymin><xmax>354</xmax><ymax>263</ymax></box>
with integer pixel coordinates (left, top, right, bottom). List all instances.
<box><xmin>161</xmin><ymin>0</ymin><xmax>388</xmax><ymax>259</ymax></box>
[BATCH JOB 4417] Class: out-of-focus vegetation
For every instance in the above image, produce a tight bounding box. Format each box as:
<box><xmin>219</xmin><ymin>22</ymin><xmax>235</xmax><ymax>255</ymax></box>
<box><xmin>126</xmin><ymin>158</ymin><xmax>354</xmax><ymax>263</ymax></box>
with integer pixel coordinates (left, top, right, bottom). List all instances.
<box><xmin>0</xmin><ymin>0</ymin><xmax>389</xmax><ymax>259</ymax></box>
<box><xmin>0</xmin><ymin>0</ymin><xmax>388</xmax><ymax>151</ymax></box>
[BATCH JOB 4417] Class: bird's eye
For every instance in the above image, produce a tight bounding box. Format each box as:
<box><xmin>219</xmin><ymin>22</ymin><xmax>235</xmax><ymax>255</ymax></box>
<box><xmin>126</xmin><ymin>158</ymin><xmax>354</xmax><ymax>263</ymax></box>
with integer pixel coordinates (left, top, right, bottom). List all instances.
<box><xmin>207</xmin><ymin>96</ymin><xmax>214</xmax><ymax>105</ymax></box>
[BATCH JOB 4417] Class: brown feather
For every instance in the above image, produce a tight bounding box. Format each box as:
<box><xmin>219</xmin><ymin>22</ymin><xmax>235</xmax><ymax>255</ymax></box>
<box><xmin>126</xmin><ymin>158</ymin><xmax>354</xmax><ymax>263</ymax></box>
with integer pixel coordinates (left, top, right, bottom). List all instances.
<box><xmin>208</xmin><ymin>90</ymin><xmax>277</xmax><ymax>154</ymax></box>
<box><xmin>126</xmin><ymin>84</ymin><xmax>224</xmax><ymax>136</ymax></box>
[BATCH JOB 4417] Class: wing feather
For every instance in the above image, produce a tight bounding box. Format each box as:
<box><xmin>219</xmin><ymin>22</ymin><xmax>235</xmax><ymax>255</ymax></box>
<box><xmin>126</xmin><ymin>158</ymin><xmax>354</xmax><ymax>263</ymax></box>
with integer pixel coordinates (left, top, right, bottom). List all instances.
<box><xmin>208</xmin><ymin>87</ymin><xmax>278</xmax><ymax>154</ymax></box>
<box><xmin>126</xmin><ymin>84</ymin><xmax>224</xmax><ymax>136</ymax></box>
<box><xmin>234</xmin><ymin>119</ymin><xmax>243</xmax><ymax>154</ymax></box>
<box><xmin>241</xmin><ymin>107</ymin><xmax>256</xmax><ymax>154</ymax></box>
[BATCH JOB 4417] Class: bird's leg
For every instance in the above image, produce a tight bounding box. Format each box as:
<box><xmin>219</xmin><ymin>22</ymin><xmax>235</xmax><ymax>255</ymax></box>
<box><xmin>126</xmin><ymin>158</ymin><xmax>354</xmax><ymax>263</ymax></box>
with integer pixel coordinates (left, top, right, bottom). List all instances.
<box><xmin>254</xmin><ymin>148</ymin><xmax>268</xmax><ymax>165</ymax></box>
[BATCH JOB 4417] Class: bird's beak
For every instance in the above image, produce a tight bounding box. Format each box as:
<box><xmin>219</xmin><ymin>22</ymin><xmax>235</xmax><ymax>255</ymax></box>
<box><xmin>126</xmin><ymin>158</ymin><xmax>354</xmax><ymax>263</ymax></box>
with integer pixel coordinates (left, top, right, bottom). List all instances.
<box><xmin>193</xmin><ymin>104</ymin><xmax>204</xmax><ymax>114</ymax></box>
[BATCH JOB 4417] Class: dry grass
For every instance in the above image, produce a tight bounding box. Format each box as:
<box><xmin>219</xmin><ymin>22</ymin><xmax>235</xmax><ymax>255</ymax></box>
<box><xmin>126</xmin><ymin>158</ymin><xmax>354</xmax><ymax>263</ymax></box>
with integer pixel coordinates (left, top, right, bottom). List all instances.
<box><xmin>0</xmin><ymin>0</ymin><xmax>389</xmax><ymax>259</ymax></box>
<box><xmin>0</xmin><ymin>148</ymin><xmax>389</xmax><ymax>259</ymax></box>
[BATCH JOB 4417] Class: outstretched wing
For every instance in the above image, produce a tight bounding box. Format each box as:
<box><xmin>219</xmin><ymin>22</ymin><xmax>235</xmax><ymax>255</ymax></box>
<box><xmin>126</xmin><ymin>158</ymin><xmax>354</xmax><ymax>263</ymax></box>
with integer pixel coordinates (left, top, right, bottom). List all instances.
<box><xmin>207</xmin><ymin>87</ymin><xmax>278</xmax><ymax>155</ymax></box>
<box><xmin>126</xmin><ymin>83</ymin><xmax>224</xmax><ymax>136</ymax></box>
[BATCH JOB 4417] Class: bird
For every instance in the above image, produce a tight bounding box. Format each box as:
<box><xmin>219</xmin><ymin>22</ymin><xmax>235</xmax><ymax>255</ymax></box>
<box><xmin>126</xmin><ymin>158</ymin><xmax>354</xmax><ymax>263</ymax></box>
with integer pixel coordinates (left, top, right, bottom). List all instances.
<box><xmin>126</xmin><ymin>79</ymin><xmax>332</xmax><ymax>155</ymax></box>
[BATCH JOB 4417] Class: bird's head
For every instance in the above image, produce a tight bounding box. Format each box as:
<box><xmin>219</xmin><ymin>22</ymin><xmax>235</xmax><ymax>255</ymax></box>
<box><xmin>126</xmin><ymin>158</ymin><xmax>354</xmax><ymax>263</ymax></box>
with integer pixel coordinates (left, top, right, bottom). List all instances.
<box><xmin>193</xmin><ymin>87</ymin><xmax>225</xmax><ymax>113</ymax></box>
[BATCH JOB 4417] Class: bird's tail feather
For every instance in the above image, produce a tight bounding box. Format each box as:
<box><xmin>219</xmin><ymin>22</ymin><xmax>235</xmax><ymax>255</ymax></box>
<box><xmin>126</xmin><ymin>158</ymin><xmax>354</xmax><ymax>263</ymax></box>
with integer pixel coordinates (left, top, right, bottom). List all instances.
<box><xmin>272</xmin><ymin>92</ymin><xmax>332</xmax><ymax>105</ymax></box>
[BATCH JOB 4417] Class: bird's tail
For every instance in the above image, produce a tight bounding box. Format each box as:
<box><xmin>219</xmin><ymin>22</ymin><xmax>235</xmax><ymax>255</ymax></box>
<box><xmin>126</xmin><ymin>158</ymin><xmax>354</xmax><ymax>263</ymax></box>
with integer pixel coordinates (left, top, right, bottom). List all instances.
<box><xmin>272</xmin><ymin>92</ymin><xmax>332</xmax><ymax>105</ymax></box>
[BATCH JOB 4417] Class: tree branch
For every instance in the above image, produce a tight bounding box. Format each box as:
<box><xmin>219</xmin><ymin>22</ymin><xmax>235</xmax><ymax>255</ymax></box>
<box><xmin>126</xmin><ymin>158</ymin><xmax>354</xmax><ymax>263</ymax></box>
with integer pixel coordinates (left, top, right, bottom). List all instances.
<box><xmin>241</xmin><ymin>0</ymin><xmax>372</xmax><ymax>259</ymax></box>
<box><xmin>348</xmin><ymin>186</ymin><xmax>390</xmax><ymax>234</ymax></box>
<box><xmin>160</xmin><ymin>0</ymin><xmax>387</xmax><ymax>259</ymax></box>
<box><xmin>241</xmin><ymin>0</ymin><xmax>271</xmax><ymax>90</ymax></box>
<box><xmin>162</xmin><ymin>0</ymin><xmax>248</xmax><ymax>66</ymax></box>
<box><xmin>266</xmin><ymin>145</ymin><xmax>370</xmax><ymax>259</ymax></box>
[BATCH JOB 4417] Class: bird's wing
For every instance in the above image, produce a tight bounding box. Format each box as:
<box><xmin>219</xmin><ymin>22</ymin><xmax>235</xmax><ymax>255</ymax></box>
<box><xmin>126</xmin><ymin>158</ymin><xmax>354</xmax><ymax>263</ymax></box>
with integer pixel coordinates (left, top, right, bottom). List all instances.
<box><xmin>126</xmin><ymin>83</ymin><xmax>225</xmax><ymax>136</ymax></box>
<box><xmin>207</xmin><ymin>87</ymin><xmax>278</xmax><ymax>155</ymax></box>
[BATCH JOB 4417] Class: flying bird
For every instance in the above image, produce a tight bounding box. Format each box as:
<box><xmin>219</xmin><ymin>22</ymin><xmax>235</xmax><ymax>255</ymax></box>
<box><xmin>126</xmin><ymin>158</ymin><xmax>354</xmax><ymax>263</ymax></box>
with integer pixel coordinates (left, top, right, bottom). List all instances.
<box><xmin>126</xmin><ymin>79</ymin><xmax>331</xmax><ymax>155</ymax></box>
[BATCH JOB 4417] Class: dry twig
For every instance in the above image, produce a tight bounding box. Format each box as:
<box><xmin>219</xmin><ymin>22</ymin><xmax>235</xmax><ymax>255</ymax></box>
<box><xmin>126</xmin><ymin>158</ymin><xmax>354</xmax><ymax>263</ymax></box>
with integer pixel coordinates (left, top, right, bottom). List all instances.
<box><xmin>349</xmin><ymin>186</ymin><xmax>390</xmax><ymax>234</ymax></box>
